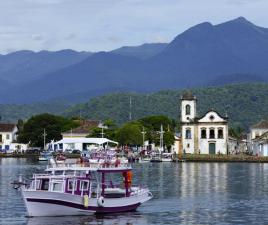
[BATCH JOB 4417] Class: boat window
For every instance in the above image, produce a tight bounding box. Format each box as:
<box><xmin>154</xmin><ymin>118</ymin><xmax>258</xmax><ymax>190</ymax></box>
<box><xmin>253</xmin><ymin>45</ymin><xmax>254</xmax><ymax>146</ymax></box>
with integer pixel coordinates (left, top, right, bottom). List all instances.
<box><xmin>41</xmin><ymin>179</ymin><xmax>49</xmax><ymax>191</ymax></box>
<box><xmin>52</xmin><ymin>182</ymin><xmax>63</xmax><ymax>192</ymax></box>
<box><xmin>55</xmin><ymin>171</ymin><xmax>63</xmax><ymax>175</ymax></box>
<box><xmin>80</xmin><ymin>180</ymin><xmax>89</xmax><ymax>191</ymax></box>
<box><xmin>65</xmin><ymin>170</ymin><xmax>75</xmax><ymax>175</ymax></box>
<box><xmin>68</xmin><ymin>179</ymin><xmax>77</xmax><ymax>191</ymax></box>
<box><xmin>31</xmin><ymin>179</ymin><xmax>40</xmax><ymax>190</ymax></box>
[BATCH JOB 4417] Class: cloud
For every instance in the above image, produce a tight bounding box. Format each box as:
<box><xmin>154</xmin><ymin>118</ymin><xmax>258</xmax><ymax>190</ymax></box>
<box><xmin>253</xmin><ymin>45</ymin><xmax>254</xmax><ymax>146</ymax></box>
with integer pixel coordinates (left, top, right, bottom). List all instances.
<box><xmin>0</xmin><ymin>0</ymin><xmax>267</xmax><ymax>53</ymax></box>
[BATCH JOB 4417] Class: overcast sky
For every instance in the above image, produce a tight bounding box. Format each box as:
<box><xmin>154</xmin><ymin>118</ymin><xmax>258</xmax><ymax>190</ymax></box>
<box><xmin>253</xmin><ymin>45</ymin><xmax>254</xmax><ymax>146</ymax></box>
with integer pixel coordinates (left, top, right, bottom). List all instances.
<box><xmin>0</xmin><ymin>0</ymin><xmax>267</xmax><ymax>54</ymax></box>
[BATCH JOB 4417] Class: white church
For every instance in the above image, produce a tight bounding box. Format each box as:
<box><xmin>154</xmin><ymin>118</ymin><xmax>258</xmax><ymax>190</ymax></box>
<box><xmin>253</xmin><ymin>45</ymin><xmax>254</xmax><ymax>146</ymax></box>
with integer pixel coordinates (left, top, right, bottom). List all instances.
<box><xmin>180</xmin><ymin>91</ymin><xmax>229</xmax><ymax>154</ymax></box>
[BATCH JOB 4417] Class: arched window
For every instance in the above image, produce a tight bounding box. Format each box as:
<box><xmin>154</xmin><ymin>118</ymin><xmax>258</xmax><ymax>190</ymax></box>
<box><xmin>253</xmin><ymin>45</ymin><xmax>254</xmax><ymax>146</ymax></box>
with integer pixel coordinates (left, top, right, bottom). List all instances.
<box><xmin>185</xmin><ymin>128</ymin><xmax>191</xmax><ymax>139</ymax></box>
<box><xmin>218</xmin><ymin>128</ymin><xmax>224</xmax><ymax>139</ymax></box>
<box><xmin>209</xmin><ymin>128</ymin><xmax>215</xmax><ymax>139</ymax></box>
<box><xmin>201</xmin><ymin>128</ymin><xmax>206</xmax><ymax>139</ymax></box>
<box><xmin>186</xmin><ymin>104</ymin><xmax>191</xmax><ymax>115</ymax></box>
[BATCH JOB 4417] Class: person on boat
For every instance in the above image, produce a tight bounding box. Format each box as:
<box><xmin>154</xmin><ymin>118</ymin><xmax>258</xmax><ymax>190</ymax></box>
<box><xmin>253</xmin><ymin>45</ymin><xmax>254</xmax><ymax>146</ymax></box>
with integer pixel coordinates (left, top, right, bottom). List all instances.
<box><xmin>115</xmin><ymin>156</ymin><xmax>121</xmax><ymax>167</ymax></box>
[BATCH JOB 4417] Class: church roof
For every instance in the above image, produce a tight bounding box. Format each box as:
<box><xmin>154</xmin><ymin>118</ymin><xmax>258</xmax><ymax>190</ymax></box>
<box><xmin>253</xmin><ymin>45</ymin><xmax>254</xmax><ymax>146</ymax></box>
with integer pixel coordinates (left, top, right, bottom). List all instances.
<box><xmin>181</xmin><ymin>90</ymin><xmax>196</xmax><ymax>100</ymax></box>
<box><xmin>252</xmin><ymin>120</ymin><xmax>268</xmax><ymax>129</ymax></box>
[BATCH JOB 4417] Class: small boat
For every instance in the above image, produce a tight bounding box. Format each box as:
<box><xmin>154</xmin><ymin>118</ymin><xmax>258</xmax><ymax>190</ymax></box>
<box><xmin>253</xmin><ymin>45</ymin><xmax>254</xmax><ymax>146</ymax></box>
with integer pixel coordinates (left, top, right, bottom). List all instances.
<box><xmin>161</xmin><ymin>153</ymin><xmax>173</xmax><ymax>162</ymax></box>
<box><xmin>17</xmin><ymin>160</ymin><xmax>153</xmax><ymax>217</ymax></box>
<box><xmin>150</xmin><ymin>152</ymin><xmax>162</xmax><ymax>162</ymax></box>
<box><xmin>38</xmin><ymin>152</ymin><xmax>53</xmax><ymax>161</ymax></box>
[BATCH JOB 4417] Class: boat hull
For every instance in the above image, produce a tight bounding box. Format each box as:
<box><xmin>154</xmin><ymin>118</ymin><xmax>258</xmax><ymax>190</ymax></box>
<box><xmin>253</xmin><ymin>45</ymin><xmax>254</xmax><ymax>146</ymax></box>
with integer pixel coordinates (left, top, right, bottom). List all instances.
<box><xmin>22</xmin><ymin>189</ymin><xmax>152</xmax><ymax>217</ymax></box>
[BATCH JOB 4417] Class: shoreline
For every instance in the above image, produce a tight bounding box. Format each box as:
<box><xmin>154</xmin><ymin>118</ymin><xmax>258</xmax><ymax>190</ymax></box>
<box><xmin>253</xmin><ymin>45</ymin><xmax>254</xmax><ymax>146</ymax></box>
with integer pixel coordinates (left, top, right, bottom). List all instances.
<box><xmin>175</xmin><ymin>154</ymin><xmax>268</xmax><ymax>163</ymax></box>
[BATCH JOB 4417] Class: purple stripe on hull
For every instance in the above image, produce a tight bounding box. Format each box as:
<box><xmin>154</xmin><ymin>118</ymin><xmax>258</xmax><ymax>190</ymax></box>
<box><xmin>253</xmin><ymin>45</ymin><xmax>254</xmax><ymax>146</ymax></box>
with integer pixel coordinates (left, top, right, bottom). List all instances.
<box><xmin>26</xmin><ymin>198</ymin><xmax>141</xmax><ymax>213</ymax></box>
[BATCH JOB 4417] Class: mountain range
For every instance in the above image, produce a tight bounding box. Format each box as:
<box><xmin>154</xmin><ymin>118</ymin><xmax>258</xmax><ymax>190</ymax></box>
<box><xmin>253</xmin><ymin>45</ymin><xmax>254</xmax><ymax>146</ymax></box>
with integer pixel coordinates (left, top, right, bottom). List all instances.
<box><xmin>1</xmin><ymin>17</ymin><xmax>268</xmax><ymax>103</ymax></box>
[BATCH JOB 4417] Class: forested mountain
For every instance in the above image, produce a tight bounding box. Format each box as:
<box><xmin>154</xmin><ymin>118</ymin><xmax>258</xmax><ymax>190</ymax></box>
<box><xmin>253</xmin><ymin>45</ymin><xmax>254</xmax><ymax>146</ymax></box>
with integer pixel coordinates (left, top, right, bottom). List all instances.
<box><xmin>1</xmin><ymin>17</ymin><xmax>268</xmax><ymax>103</ymax></box>
<box><xmin>64</xmin><ymin>83</ymin><xmax>268</xmax><ymax>130</ymax></box>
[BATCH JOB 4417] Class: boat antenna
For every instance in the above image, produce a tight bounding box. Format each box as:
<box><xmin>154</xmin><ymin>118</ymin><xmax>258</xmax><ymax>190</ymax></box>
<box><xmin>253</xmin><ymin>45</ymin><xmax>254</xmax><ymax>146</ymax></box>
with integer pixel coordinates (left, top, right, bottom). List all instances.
<box><xmin>43</xmin><ymin>129</ymin><xmax>47</xmax><ymax>150</ymax></box>
<box><xmin>141</xmin><ymin>127</ymin><xmax>146</xmax><ymax>150</ymax></box>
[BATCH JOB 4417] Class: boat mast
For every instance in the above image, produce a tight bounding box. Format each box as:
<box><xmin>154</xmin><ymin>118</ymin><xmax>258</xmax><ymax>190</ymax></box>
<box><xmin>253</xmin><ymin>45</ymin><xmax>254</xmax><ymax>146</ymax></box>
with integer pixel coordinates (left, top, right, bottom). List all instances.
<box><xmin>43</xmin><ymin>129</ymin><xmax>47</xmax><ymax>150</ymax></box>
<box><xmin>141</xmin><ymin>127</ymin><xmax>146</xmax><ymax>150</ymax></box>
<box><xmin>159</xmin><ymin>125</ymin><xmax>165</xmax><ymax>152</ymax></box>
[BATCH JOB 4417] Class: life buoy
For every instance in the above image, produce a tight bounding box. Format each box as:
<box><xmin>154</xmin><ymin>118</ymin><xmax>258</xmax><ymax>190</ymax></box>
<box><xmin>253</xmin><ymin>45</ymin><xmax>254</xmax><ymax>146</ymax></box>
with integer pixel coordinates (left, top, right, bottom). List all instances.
<box><xmin>97</xmin><ymin>196</ymin><xmax>105</xmax><ymax>207</ymax></box>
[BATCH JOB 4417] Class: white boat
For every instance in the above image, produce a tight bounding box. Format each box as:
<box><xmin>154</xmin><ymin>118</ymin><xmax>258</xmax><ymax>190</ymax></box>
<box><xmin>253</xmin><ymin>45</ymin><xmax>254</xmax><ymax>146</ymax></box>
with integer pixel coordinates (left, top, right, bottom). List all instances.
<box><xmin>38</xmin><ymin>152</ymin><xmax>53</xmax><ymax>161</ymax></box>
<box><xmin>161</xmin><ymin>153</ymin><xmax>173</xmax><ymax>162</ymax></box>
<box><xmin>18</xmin><ymin>160</ymin><xmax>153</xmax><ymax>217</ymax></box>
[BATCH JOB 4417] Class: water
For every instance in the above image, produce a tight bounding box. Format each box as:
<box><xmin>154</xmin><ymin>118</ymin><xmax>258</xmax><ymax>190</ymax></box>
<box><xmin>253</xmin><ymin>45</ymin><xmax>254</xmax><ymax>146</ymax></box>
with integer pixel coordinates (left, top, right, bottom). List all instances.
<box><xmin>1</xmin><ymin>159</ymin><xmax>268</xmax><ymax>225</ymax></box>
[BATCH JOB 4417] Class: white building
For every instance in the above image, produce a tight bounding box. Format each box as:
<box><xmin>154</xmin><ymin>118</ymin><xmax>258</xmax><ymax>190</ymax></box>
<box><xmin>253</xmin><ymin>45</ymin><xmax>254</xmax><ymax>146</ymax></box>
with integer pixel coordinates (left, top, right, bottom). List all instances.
<box><xmin>50</xmin><ymin>137</ymin><xmax>118</xmax><ymax>152</ymax></box>
<box><xmin>250</xmin><ymin>120</ymin><xmax>268</xmax><ymax>156</ymax></box>
<box><xmin>180</xmin><ymin>92</ymin><xmax>228</xmax><ymax>154</ymax></box>
<box><xmin>0</xmin><ymin>123</ymin><xmax>18</xmax><ymax>151</ymax></box>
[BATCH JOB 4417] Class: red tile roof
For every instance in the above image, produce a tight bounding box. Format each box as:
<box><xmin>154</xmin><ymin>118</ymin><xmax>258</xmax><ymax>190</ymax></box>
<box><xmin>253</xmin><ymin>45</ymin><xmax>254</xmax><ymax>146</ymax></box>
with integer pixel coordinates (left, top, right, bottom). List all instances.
<box><xmin>0</xmin><ymin>123</ymin><xmax>16</xmax><ymax>132</ymax></box>
<box><xmin>252</xmin><ymin>120</ymin><xmax>268</xmax><ymax>129</ymax></box>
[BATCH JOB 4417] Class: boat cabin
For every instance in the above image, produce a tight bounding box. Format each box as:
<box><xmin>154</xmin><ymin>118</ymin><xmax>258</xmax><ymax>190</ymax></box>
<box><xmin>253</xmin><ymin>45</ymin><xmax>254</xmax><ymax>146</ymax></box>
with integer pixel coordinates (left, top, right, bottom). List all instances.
<box><xmin>29</xmin><ymin>166</ymin><xmax>134</xmax><ymax>199</ymax></box>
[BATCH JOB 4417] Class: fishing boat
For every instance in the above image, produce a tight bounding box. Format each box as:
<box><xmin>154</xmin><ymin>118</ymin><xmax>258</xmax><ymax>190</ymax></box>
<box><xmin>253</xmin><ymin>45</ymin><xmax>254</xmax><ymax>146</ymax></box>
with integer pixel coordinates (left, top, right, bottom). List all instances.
<box><xmin>17</xmin><ymin>160</ymin><xmax>153</xmax><ymax>217</ymax></box>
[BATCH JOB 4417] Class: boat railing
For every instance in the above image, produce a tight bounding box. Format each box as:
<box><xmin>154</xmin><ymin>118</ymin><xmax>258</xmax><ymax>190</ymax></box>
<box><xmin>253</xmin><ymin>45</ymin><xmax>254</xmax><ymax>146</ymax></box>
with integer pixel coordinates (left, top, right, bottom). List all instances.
<box><xmin>47</xmin><ymin>161</ymin><xmax>129</xmax><ymax>170</ymax></box>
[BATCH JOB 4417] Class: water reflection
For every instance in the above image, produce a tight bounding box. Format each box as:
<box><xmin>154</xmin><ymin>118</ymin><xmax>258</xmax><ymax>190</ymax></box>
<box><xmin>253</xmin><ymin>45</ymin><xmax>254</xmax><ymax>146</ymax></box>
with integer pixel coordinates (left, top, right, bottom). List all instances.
<box><xmin>27</xmin><ymin>212</ymin><xmax>148</xmax><ymax>225</ymax></box>
<box><xmin>2</xmin><ymin>159</ymin><xmax>268</xmax><ymax>224</ymax></box>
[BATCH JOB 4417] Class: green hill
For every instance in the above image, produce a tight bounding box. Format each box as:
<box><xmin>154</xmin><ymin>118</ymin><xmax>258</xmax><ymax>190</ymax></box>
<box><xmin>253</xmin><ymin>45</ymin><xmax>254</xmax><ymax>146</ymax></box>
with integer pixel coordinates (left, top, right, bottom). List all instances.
<box><xmin>64</xmin><ymin>83</ymin><xmax>268</xmax><ymax>130</ymax></box>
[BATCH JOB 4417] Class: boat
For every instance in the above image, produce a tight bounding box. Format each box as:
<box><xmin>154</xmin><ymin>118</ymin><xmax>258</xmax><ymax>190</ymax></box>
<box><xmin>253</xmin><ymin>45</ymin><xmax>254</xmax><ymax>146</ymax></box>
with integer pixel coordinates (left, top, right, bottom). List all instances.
<box><xmin>161</xmin><ymin>153</ymin><xmax>173</xmax><ymax>162</ymax></box>
<box><xmin>38</xmin><ymin>151</ymin><xmax>53</xmax><ymax>161</ymax></box>
<box><xmin>17</xmin><ymin>160</ymin><xmax>153</xmax><ymax>217</ymax></box>
<box><xmin>150</xmin><ymin>151</ymin><xmax>162</xmax><ymax>162</ymax></box>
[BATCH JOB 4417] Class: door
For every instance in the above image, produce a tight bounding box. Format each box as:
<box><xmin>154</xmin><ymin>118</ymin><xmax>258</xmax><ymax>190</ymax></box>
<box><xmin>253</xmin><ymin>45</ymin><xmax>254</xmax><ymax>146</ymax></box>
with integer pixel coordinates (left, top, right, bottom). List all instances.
<box><xmin>209</xmin><ymin>143</ymin><xmax>216</xmax><ymax>154</ymax></box>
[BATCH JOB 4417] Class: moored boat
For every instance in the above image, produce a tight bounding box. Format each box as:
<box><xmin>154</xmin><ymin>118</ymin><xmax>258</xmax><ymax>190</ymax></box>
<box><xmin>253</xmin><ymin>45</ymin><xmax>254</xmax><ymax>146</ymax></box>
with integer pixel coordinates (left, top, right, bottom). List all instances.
<box><xmin>38</xmin><ymin>151</ymin><xmax>53</xmax><ymax>161</ymax></box>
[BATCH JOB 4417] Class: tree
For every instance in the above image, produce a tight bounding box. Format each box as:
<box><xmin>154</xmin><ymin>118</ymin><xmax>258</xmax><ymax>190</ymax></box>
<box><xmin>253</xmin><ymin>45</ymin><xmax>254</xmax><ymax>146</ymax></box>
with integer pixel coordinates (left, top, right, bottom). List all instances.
<box><xmin>164</xmin><ymin>131</ymin><xmax>175</xmax><ymax>149</ymax></box>
<box><xmin>18</xmin><ymin>113</ymin><xmax>79</xmax><ymax>147</ymax></box>
<box><xmin>117</xmin><ymin>122</ymin><xmax>143</xmax><ymax>146</ymax></box>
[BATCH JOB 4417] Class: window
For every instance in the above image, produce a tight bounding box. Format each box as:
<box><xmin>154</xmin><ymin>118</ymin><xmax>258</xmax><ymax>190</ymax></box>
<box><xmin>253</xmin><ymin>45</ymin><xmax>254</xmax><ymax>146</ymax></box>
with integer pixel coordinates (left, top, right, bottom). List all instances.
<box><xmin>185</xmin><ymin>129</ymin><xmax>191</xmax><ymax>139</ymax></box>
<box><xmin>0</xmin><ymin>135</ymin><xmax>2</xmax><ymax>142</ymax></box>
<box><xmin>186</xmin><ymin>105</ymin><xmax>191</xmax><ymax>115</ymax></box>
<box><xmin>80</xmin><ymin>180</ymin><xmax>89</xmax><ymax>191</ymax></box>
<box><xmin>41</xmin><ymin>179</ymin><xmax>49</xmax><ymax>191</ymax></box>
<box><xmin>68</xmin><ymin>179</ymin><xmax>77</xmax><ymax>191</ymax></box>
<box><xmin>209</xmin><ymin>128</ymin><xmax>215</xmax><ymax>139</ymax></box>
<box><xmin>6</xmin><ymin>134</ymin><xmax>10</xmax><ymax>140</ymax></box>
<box><xmin>201</xmin><ymin>128</ymin><xmax>206</xmax><ymax>139</ymax></box>
<box><xmin>52</xmin><ymin>182</ymin><xmax>63</xmax><ymax>192</ymax></box>
<box><xmin>218</xmin><ymin>128</ymin><xmax>224</xmax><ymax>139</ymax></box>
<box><xmin>187</xmin><ymin>143</ymin><xmax>190</xmax><ymax>148</ymax></box>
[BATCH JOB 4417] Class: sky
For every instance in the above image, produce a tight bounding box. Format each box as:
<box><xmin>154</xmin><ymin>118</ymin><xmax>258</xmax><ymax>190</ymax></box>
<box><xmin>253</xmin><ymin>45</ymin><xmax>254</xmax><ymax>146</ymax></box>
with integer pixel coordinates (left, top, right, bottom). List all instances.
<box><xmin>0</xmin><ymin>0</ymin><xmax>267</xmax><ymax>54</ymax></box>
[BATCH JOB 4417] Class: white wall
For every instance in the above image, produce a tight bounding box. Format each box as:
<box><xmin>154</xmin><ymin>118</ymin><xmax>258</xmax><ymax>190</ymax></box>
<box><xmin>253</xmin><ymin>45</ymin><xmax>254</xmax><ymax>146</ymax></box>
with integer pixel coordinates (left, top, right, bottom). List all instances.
<box><xmin>181</xmin><ymin>100</ymin><xmax>196</xmax><ymax>123</ymax></box>
<box><xmin>0</xmin><ymin>127</ymin><xmax>18</xmax><ymax>150</ymax></box>
<box><xmin>182</xmin><ymin>125</ymin><xmax>195</xmax><ymax>154</ymax></box>
<box><xmin>198</xmin><ymin>124</ymin><xmax>228</xmax><ymax>154</ymax></box>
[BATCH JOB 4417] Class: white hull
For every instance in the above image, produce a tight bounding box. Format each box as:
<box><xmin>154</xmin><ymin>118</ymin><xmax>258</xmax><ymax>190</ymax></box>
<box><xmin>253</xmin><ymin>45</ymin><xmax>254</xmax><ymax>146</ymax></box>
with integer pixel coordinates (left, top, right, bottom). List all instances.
<box><xmin>161</xmin><ymin>158</ymin><xmax>173</xmax><ymax>162</ymax></box>
<box><xmin>22</xmin><ymin>188</ymin><xmax>152</xmax><ymax>217</ymax></box>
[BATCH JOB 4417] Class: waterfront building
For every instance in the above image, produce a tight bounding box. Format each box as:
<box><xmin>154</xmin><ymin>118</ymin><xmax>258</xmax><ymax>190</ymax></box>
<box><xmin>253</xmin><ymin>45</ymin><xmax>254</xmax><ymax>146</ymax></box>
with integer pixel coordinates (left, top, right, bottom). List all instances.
<box><xmin>180</xmin><ymin>91</ymin><xmax>228</xmax><ymax>154</ymax></box>
<box><xmin>50</xmin><ymin>137</ymin><xmax>118</xmax><ymax>152</ymax></box>
<box><xmin>250</xmin><ymin>120</ymin><xmax>268</xmax><ymax>156</ymax></box>
<box><xmin>0</xmin><ymin>123</ymin><xmax>18</xmax><ymax>151</ymax></box>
